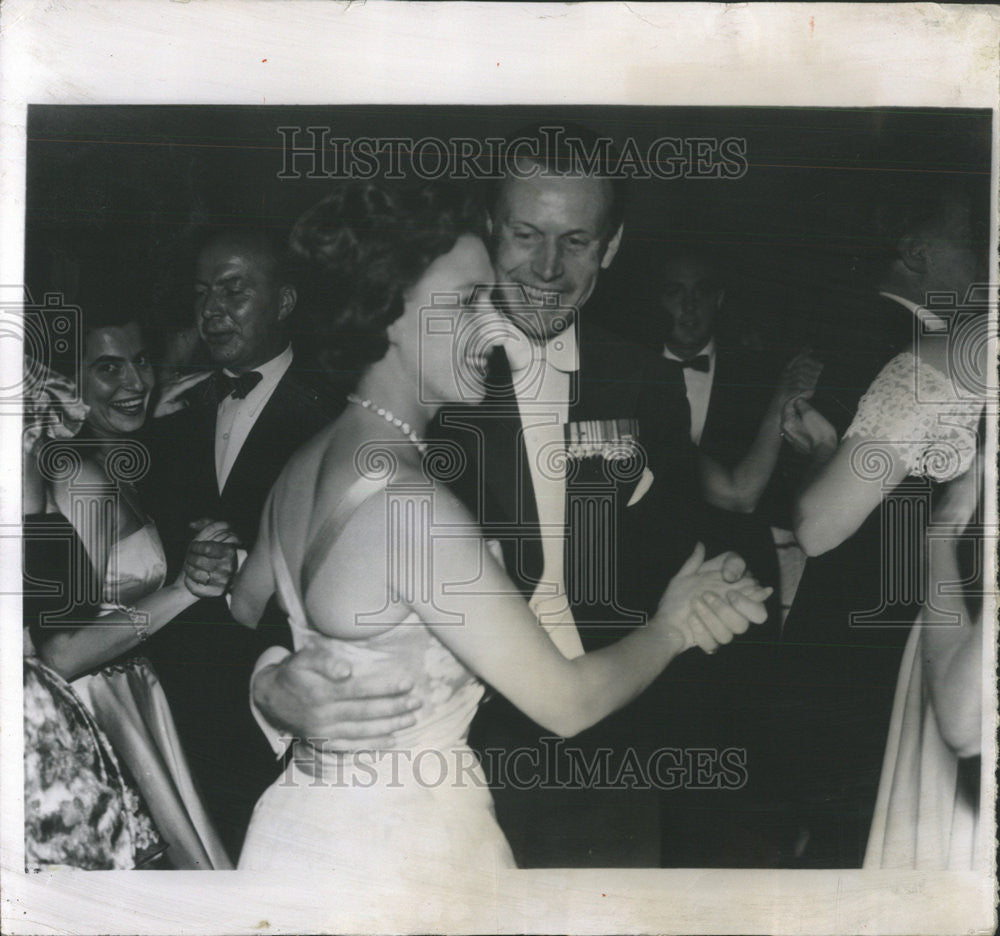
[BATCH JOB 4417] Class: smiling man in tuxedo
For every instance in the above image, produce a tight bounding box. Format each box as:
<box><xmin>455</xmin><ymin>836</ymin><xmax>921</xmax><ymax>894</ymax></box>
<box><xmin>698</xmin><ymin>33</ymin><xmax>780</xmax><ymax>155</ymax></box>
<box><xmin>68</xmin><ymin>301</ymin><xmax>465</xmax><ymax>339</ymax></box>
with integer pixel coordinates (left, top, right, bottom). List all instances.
<box><xmin>450</xmin><ymin>127</ymin><xmax>701</xmax><ymax>867</ymax></box>
<box><xmin>141</xmin><ymin>227</ymin><xmax>344</xmax><ymax>861</ymax></box>
<box><xmin>250</xmin><ymin>125</ymin><xmax>738</xmax><ymax>868</ymax></box>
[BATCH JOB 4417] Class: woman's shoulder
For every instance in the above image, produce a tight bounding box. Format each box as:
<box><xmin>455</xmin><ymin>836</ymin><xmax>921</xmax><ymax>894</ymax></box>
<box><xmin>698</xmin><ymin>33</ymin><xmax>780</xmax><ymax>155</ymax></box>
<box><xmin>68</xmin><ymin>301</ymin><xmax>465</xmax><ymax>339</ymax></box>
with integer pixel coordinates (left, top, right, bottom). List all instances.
<box><xmin>47</xmin><ymin>451</ymin><xmax>113</xmax><ymax>506</ymax></box>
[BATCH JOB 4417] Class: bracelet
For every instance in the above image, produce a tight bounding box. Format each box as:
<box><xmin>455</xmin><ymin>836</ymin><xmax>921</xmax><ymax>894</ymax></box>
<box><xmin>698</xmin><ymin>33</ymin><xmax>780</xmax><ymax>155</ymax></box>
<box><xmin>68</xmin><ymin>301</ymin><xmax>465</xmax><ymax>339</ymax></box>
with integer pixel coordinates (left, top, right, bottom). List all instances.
<box><xmin>116</xmin><ymin>604</ymin><xmax>149</xmax><ymax>643</ymax></box>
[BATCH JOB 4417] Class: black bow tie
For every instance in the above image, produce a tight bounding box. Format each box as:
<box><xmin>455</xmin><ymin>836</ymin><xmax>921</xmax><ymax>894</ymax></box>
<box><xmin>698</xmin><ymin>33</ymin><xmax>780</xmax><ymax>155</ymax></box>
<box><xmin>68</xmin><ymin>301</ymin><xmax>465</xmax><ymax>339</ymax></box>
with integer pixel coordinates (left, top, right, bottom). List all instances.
<box><xmin>679</xmin><ymin>355</ymin><xmax>711</xmax><ymax>373</ymax></box>
<box><xmin>212</xmin><ymin>369</ymin><xmax>262</xmax><ymax>403</ymax></box>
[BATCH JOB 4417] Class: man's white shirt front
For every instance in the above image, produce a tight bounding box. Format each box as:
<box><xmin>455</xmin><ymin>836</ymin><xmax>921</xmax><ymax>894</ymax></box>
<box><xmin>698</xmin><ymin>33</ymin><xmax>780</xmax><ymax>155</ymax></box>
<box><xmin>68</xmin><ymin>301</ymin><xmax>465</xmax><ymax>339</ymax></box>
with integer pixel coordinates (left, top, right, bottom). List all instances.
<box><xmin>663</xmin><ymin>339</ymin><xmax>716</xmax><ymax>446</ymax></box>
<box><xmin>215</xmin><ymin>344</ymin><xmax>294</xmax><ymax>492</ymax></box>
<box><xmin>504</xmin><ymin>322</ymin><xmax>584</xmax><ymax>659</ymax></box>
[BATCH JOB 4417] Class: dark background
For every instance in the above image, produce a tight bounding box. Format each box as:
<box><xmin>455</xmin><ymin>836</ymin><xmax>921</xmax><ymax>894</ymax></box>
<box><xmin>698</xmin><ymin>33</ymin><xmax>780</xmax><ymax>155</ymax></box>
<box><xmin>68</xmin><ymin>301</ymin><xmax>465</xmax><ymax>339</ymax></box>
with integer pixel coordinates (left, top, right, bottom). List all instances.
<box><xmin>25</xmin><ymin>104</ymin><xmax>993</xmax><ymax>361</ymax></box>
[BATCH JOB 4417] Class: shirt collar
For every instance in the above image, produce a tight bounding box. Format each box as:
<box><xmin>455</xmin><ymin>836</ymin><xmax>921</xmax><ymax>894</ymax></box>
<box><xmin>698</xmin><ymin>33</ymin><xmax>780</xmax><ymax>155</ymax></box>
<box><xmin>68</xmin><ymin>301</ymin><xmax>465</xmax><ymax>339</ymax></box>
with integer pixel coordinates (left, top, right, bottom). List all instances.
<box><xmin>878</xmin><ymin>291</ymin><xmax>948</xmax><ymax>333</ymax></box>
<box><xmin>662</xmin><ymin>337</ymin><xmax>716</xmax><ymax>365</ymax></box>
<box><xmin>504</xmin><ymin>320</ymin><xmax>580</xmax><ymax>374</ymax></box>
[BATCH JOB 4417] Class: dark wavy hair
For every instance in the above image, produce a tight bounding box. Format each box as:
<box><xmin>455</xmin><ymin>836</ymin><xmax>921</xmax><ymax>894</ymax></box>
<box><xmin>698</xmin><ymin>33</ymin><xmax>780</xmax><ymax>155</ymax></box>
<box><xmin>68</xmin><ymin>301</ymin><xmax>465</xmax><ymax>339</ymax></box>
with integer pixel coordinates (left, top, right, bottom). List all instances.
<box><xmin>47</xmin><ymin>276</ymin><xmax>151</xmax><ymax>385</ymax></box>
<box><xmin>289</xmin><ymin>179</ymin><xmax>488</xmax><ymax>385</ymax></box>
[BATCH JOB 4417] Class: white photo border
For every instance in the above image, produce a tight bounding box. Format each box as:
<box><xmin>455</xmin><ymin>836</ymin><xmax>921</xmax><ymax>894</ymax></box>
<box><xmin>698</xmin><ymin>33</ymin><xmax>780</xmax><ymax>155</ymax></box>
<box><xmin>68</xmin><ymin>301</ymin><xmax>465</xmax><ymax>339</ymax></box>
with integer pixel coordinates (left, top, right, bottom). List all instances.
<box><xmin>1</xmin><ymin>2</ymin><xmax>997</xmax><ymax>934</ymax></box>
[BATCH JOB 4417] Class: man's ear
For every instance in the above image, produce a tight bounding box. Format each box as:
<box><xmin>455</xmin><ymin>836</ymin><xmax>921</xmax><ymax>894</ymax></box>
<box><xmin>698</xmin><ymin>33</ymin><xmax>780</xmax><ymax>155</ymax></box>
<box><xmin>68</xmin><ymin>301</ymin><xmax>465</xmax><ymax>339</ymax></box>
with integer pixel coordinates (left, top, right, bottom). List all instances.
<box><xmin>277</xmin><ymin>284</ymin><xmax>297</xmax><ymax>321</ymax></box>
<box><xmin>897</xmin><ymin>233</ymin><xmax>928</xmax><ymax>275</ymax></box>
<box><xmin>715</xmin><ymin>289</ymin><xmax>726</xmax><ymax>311</ymax></box>
<box><xmin>600</xmin><ymin>224</ymin><xmax>624</xmax><ymax>270</ymax></box>
<box><xmin>485</xmin><ymin>209</ymin><xmax>494</xmax><ymax>236</ymax></box>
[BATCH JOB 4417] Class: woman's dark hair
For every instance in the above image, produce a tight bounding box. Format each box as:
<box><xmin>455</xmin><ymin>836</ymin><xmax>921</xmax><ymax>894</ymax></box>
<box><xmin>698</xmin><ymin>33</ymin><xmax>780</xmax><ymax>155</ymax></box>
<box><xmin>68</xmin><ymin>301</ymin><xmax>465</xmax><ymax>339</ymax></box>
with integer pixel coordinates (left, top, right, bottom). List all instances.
<box><xmin>289</xmin><ymin>179</ymin><xmax>487</xmax><ymax>384</ymax></box>
<box><xmin>47</xmin><ymin>273</ymin><xmax>150</xmax><ymax>383</ymax></box>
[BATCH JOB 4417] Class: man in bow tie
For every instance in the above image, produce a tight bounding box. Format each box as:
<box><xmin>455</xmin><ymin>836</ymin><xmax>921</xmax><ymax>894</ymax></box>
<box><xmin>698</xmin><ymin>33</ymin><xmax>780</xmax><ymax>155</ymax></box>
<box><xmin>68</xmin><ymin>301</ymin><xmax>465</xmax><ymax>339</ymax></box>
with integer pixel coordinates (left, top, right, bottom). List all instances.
<box><xmin>140</xmin><ymin>227</ymin><xmax>343</xmax><ymax>861</ymax></box>
<box><xmin>650</xmin><ymin>246</ymin><xmax>823</xmax><ymax>865</ymax></box>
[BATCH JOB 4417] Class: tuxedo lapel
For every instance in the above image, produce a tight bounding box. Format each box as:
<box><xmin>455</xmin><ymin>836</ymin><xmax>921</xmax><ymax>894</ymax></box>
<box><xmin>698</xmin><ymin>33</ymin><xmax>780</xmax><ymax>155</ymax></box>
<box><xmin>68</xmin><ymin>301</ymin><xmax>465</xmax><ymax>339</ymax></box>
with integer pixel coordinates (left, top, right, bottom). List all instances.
<box><xmin>221</xmin><ymin>387</ymin><xmax>285</xmax><ymax>502</ymax></box>
<box><xmin>481</xmin><ymin>349</ymin><xmax>542</xmax><ymax>588</ymax></box>
<box><xmin>219</xmin><ymin>374</ymin><xmax>306</xmax><ymax>545</ymax></box>
<box><xmin>563</xmin><ymin>327</ymin><xmax>647</xmax><ymax>630</ymax></box>
<box><xmin>816</xmin><ymin>294</ymin><xmax>917</xmax><ymax>436</ymax></box>
<box><xmin>191</xmin><ymin>398</ymin><xmax>221</xmax><ymax>497</ymax></box>
<box><xmin>141</xmin><ymin>397</ymin><xmax>219</xmax><ymax>574</ymax></box>
<box><xmin>567</xmin><ymin>330</ymin><xmax>643</xmax><ymax>504</ymax></box>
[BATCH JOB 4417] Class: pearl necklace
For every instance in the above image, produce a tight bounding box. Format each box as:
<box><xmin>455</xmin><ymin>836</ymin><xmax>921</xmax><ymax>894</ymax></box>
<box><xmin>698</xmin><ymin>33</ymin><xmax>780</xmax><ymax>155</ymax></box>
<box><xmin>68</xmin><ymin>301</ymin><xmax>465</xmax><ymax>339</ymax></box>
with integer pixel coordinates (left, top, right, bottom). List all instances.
<box><xmin>347</xmin><ymin>393</ymin><xmax>428</xmax><ymax>454</ymax></box>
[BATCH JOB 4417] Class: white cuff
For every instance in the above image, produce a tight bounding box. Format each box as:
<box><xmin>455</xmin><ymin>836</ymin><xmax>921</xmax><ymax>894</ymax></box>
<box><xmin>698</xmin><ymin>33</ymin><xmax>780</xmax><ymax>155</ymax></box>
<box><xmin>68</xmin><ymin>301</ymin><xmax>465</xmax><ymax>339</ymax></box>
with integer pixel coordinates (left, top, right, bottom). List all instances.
<box><xmin>224</xmin><ymin>548</ymin><xmax>249</xmax><ymax>611</ymax></box>
<box><xmin>249</xmin><ymin>645</ymin><xmax>294</xmax><ymax>760</ymax></box>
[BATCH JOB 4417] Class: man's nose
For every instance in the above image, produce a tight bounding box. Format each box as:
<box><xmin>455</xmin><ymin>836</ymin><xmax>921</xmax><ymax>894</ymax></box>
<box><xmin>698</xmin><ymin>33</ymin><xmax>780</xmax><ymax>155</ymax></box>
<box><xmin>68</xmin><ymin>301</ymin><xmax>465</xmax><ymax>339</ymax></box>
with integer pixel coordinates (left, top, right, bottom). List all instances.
<box><xmin>531</xmin><ymin>240</ymin><xmax>563</xmax><ymax>282</ymax></box>
<box><xmin>198</xmin><ymin>289</ymin><xmax>223</xmax><ymax>319</ymax></box>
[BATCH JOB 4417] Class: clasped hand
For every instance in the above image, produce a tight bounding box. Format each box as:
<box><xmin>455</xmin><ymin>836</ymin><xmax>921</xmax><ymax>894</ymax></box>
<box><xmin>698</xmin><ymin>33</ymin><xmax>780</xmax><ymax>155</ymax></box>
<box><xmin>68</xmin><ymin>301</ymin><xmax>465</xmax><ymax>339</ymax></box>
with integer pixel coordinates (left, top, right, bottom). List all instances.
<box><xmin>655</xmin><ymin>543</ymin><xmax>772</xmax><ymax>655</ymax></box>
<box><xmin>780</xmin><ymin>396</ymin><xmax>838</xmax><ymax>460</ymax></box>
<box><xmin>179</xmin><ymin>518</ymin><xmax>241</xmax><ymax>598</ymax></box>
<box><xmin>776</xmin><ymin>349</ymin><xmax>824</xmax><ymax>408</ymax></box>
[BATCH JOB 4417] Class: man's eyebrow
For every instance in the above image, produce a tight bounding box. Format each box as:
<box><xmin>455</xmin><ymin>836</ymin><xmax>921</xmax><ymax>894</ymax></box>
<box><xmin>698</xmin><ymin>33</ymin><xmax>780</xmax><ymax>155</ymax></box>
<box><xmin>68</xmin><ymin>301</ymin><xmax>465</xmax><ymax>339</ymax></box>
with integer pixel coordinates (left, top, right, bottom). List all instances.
<box><xmin>195</xmin><ymin>272</ymin><xmax>244</xmax><ymax>286</ymax></box>
<box><xmin>509</xmin><ymin>220</ymin><xmax>595</xmax><ymax>238</ymax></box>
<box><xmin>89</xmin><ymin>355</ymin><xmax>125</xmax><ymax>365</ymax></box>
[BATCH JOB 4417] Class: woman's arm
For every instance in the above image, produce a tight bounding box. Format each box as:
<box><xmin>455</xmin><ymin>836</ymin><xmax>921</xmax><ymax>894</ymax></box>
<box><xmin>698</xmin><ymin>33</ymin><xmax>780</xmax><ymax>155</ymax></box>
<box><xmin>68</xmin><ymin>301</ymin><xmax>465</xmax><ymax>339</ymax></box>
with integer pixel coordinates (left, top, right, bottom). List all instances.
<box><xmin>36</xmin><ymin>500</ymin><xmax>237</xmax><ymax>679</ymax></box>
<box><xmin>791</xmin><ymin>422</ymin><xmax>912</xmax><ymax>557</ymax></box>
<box><xmin>230</xmin><ymin>492</ymin><xmax>277</xmax><ymax>629</ymax></box>
<box><xmin>345</xmin><ymin>485</ymin><xmax>770</xmax><ymax>739</ymax></box>
<box><xmin>701</xmin><ymin>351</ymin><xmax>823</xmax><ymax>514</ymax></box>
<box><xmin>38</xmin><ymin>582</ymin><xmax>198</xmax><ymax>680</ymax></box>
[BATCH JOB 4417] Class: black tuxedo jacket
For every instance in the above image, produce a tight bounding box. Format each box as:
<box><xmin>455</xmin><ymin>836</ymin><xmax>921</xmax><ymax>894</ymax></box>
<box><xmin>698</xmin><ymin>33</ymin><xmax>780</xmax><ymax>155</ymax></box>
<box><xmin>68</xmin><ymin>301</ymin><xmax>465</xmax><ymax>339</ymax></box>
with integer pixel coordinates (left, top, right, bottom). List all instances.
<box><xmin>434</xmin><ymin>322</ymin><xmax>699</xmax><ymax>646</ymax></box>
<box><xmin>696</xmin><ymin>345</ymin><xmax>783</xmax><ymax>603</ymax></box>
<box><xmin>143</xmin><ymin>367</ymin><xmax>343</xmax><ymax>574</ymax></box>
<box><xmin>783</xmin><ymin>293</ymin><xmax>917</xmax><ymax>644</ymax></box>
<box><xmin>139</xmin><ymin>358</ymin><xmax>344</xmax><ymax>859</ymax></box>
<box><xmin>777</xmin><ymin>293</ymin><xmax>921</xmax><ymax>866</ymax></box>
<box><xmin>434</xmin><ymin>323</ymin><xmax>698</xmax><ymax>867</ymax></box>
<box><xmin>650</xmin><ymin>345</ymin><xmax>786</xmax><ymax>867</ymax></box>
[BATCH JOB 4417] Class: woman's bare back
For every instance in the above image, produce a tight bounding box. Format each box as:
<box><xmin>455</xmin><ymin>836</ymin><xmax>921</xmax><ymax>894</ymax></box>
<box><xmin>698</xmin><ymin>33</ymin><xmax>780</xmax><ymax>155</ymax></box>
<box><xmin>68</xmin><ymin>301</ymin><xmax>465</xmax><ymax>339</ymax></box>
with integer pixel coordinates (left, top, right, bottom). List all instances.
<box><xmin>268</xmin><ymin>418</ymin><xmax>424</xmax><ymax>640</ymax></box>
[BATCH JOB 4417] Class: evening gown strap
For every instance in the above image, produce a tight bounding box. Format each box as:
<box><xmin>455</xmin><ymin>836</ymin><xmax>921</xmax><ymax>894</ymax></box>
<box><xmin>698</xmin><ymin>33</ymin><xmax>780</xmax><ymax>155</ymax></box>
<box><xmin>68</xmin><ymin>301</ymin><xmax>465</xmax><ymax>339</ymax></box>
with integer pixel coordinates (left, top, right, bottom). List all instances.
<box><xmin>239</xmin><ymin>476</ymin><xmax>517</xmax><ymax>880</ymax></box>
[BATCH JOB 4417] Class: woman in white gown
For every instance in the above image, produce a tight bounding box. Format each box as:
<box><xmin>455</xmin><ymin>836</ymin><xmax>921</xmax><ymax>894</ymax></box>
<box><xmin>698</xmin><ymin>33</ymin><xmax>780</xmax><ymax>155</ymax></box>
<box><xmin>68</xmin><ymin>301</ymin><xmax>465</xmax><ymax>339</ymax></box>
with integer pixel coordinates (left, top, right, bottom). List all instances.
<box><xmin>231</xmin><ymin>180</ymin><xmax>772</xmax><ymax>881</ymax></box>
<box><xmin>782</xmin><ymin>317</ymin><xmax>988</xmax><ymax>870</ymax></box>
<box><xmin>26</xmin><ymin>309</ymin><xmax>238</xmax><ymax>869</ymax></box>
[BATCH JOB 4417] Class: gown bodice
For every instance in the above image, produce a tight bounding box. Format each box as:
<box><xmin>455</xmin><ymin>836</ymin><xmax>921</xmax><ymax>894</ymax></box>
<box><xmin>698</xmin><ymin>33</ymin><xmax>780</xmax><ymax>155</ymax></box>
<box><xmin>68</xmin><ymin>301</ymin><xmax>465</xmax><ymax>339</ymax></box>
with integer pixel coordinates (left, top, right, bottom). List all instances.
<box><xmin>268</xmin><ymin>477</ymin><xmax>486</xmax><ymax>755</ymax></box>
<box><xmin>100</xmin><ymin>522</ymin><xmax>168</xmax><ymax>611</ymax></box>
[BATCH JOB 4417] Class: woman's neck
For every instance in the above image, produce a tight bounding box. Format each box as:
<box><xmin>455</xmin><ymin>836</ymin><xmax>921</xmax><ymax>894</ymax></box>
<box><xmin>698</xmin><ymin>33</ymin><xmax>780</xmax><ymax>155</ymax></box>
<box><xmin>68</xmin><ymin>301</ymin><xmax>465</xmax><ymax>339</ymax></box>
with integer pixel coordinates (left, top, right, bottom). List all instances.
<box><xmin>353</xmin><ymin>361</ymin><xmax>437</xmax><ymax>440</ymax></box>
<box><xmin>79</xmin><ymin>425</ymin><xmax>134</xmax><ymax>472</ymax></box>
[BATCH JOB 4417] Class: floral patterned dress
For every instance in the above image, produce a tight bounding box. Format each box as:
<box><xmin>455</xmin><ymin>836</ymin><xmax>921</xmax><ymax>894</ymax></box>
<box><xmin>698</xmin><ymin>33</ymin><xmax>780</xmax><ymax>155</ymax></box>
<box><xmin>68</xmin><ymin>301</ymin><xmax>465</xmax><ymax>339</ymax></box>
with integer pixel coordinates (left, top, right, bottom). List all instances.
<box><xmin>24</xmin><ymin>655</ymin><xmax>164</xmax><ymax>870</ymax></box>
<box><xmin>23</xmin><ymin>511</ymin><xmax>165</xmax><ymax>870</ymax></box>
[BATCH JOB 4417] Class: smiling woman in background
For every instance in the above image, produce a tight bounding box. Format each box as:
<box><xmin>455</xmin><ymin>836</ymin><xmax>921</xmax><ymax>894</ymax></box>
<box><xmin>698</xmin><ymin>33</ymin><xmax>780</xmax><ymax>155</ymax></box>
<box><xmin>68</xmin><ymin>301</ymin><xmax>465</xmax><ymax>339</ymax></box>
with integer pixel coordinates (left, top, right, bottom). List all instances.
<box><xmin>23</xmin><ymin>295</ymin><xmax>237</xmax><ymax>869</ymax></box>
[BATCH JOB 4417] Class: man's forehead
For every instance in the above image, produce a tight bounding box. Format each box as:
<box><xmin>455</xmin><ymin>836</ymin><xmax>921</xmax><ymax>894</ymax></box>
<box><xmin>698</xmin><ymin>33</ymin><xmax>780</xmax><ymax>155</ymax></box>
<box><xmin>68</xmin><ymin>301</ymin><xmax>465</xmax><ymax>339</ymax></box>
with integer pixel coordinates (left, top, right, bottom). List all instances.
<box><xmin>661</xmin><ymin>258</ymin><xmax>717</xmax><ymax>285</ymax></box>
<box><xmin>498</xmin><ymin>169</ymin><xmax>612</xmax><ymax>217</ymax></box>
<box><xmin>197</xmin><ymin>236</ymin><xmax>274</xmax><ymax>275</ymax></box>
